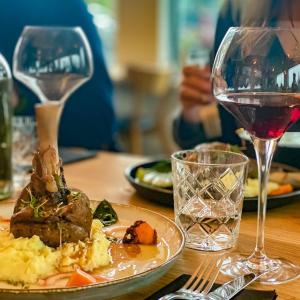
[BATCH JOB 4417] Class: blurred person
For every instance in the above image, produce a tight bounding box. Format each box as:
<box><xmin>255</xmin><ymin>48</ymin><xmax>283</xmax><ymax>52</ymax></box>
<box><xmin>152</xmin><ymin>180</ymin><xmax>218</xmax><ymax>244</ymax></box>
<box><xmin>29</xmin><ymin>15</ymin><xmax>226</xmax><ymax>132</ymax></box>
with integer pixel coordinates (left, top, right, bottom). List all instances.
<box><xmin>174</xmin><ymin>0</ymin><xmax>300</xmax><ymax>149</ymax></box>
<box><xmin>0</xmin><ymin>0</ymin><xmax>118</xmax><ymax>150</ymax></box>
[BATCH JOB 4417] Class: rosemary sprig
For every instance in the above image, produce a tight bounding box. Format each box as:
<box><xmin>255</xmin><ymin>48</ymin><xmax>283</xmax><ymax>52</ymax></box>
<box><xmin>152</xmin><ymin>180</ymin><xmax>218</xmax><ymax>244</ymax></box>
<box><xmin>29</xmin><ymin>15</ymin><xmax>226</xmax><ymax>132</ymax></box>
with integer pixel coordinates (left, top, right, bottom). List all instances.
<box><xmin>27</xmin><ymin>188</ymin><xmax>40</xmax><ymax>218</ymax></box>
<box><xmin>26</xmin><ymin>188</ymin><xmax>48</xmax><ymax>219</ymax></box>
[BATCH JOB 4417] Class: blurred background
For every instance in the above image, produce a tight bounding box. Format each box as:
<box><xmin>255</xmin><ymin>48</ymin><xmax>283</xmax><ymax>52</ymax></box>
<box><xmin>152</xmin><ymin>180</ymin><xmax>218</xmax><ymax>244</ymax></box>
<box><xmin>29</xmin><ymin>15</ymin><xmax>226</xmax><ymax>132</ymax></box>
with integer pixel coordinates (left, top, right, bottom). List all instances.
<box><xmin>85</xmin><ymin>0</ymin><xmax>223</xmax><ymax>155</ymax></box>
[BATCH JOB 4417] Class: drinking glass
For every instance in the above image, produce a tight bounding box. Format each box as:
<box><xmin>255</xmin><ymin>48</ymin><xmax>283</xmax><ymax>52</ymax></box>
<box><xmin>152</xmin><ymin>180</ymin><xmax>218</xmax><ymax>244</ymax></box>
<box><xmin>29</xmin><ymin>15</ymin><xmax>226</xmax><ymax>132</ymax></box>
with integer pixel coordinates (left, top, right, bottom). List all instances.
<box><xmin>12</xmin><ymin>116</ymin><xmax>36</xmax><ymax>192</ymax></box>
<box><xmin>212</xmin><ymin>27</ymin><xmax>300</xmax><ymax>284</ymax></box>
<box><xmin>186</xmin><ymin>49</ymin><xmax>222</xmax><ymax>139</ymax></box>
<box><xmin>172</xmin><ymin>149</ymin><xmax>248</xmax><ymax>251</ymax></box>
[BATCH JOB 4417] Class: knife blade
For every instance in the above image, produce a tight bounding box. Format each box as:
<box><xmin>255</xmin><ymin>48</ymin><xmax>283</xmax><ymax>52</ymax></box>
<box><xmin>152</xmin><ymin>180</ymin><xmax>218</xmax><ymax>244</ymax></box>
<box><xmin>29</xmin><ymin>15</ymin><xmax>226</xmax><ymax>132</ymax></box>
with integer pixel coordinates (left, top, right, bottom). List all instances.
<box><xmin>207</xmin><ymin>272</ymin><xmax>264</xmax><ymax>300</ymax></box>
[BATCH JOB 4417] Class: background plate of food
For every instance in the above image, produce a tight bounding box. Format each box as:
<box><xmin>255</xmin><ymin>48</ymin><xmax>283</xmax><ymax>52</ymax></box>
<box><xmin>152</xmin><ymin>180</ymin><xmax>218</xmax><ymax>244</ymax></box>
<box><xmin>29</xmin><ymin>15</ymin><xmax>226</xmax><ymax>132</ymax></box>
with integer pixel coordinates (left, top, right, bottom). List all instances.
<box><xmin>0</xmin><ymin>202</ymin><xmax>185</xmax><ymax>300</ymax></box>
<box><xmin>125</xmin><ymin>145</ymin><xmax>300</xmax><ymax>211</ymax></box>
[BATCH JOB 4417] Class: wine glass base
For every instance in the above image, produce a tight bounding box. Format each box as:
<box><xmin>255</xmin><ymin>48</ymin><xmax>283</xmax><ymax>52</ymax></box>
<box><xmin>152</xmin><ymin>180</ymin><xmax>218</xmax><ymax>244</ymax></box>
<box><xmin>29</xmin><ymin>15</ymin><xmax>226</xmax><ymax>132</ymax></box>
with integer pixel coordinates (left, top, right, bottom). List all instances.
<box><xmin>221</xmin><ymin>253</ymin><xmax>300</xmax><ymax>285</ymax></box>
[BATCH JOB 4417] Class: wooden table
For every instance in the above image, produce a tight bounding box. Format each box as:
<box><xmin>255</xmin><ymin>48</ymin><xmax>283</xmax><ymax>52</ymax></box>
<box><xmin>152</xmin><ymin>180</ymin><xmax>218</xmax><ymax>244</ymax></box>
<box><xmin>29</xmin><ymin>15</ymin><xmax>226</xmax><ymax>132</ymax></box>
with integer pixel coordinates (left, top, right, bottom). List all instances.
<box><xmin>3</xmin><ymin>152</ymin><xmax>300</xmax><ymax>299</ymax></box>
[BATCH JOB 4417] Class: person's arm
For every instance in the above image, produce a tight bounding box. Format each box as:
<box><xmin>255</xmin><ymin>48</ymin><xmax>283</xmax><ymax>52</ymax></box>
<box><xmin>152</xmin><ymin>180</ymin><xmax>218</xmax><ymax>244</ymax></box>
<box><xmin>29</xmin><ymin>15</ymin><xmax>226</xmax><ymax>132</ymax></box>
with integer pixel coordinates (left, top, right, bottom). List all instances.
<box><xmin>173</xmin><ymin>0</ymin><xmax>238</xmax><ymax>149</ymax></box>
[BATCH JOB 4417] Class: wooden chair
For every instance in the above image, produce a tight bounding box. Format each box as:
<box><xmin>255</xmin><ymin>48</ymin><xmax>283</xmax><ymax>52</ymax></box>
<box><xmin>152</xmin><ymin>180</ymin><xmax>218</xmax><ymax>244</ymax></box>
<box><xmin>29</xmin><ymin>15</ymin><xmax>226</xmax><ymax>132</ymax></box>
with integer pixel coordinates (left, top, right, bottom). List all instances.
<box><xmin>126</xmin><ymin>63</ymin><xmax>174</xmax><ymax>154</ymax></box>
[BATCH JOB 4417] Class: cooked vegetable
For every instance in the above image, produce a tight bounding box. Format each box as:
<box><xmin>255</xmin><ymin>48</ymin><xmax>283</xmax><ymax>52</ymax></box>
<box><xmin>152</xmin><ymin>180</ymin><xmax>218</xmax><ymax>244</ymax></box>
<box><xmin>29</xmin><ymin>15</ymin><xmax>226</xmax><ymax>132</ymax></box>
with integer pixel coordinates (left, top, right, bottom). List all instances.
<box><xmin>44</xmin><ymin>273</ymin><xmax>72</xmax><ymax>286</ymax></box>
<box><xmin>66</xmin><ymin>269</ymin><xmax>97</xmax><ymax>287</ymax></box>
<box><xmin>123</xmin><ymin>220</ymin><xmax>157</xmax><ymax>245</ymax></box>
<box><xmin>269</xmin><ymin>172</ymin><xmax>300</xmax><ymax>188</ymax></box>
<box><xmin>244</xmin><ymin>179</ymin><xmax>279</xmax><ymax>198</ymax></box>
<box><xmin>93</xmin><ymin>274</ymin><xmax>110</xmax><ymax>283</ymax></box>
<box><xmin>136</xmin><ymin>161</ymin><xmax>172</xmax><ymax>189</ymax></box>
<box><xmin>93</xmin><ymin>200</ymin><xmax>118</xmax><ymax>226</ymax></box>
<box><xmin>269</xmin><ymin>184</ymin><xmax>293</xmax><ymax>196</ymax></box>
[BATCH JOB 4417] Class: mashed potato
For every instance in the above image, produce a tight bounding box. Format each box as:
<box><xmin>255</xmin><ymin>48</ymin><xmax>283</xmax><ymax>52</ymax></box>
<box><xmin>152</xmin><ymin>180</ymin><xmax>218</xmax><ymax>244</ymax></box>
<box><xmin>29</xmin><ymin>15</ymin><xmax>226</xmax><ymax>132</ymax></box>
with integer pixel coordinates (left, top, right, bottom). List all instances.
<box><xmin>244</xmin><ymin>178</ymin><xmax>279</xmax><ymax>198</ymax></box>
<box><xmin>0</xmin><ymin>220</ymin><xmax>111</xmax><ymax>285</ymax></box>
<box><xmin>59</xmin><ymin>219</ymin><xmax>111</xmax><ymax>273</ymax></box>
<box><xmin>0</xmin><ymin>230</ymin><xmax>59</xmax><ymax>284</ymax></box>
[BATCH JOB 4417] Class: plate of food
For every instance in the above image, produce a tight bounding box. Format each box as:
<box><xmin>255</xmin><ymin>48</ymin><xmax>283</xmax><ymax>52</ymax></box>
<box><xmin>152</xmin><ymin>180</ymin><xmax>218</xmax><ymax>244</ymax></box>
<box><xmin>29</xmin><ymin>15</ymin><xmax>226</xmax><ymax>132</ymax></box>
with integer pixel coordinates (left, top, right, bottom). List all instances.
<box><xmin>125</xmin><ymin>143</ymin><xmax>300</xmax><ymax>211</ymax></box>
<box><xmin>0</xmin><ymin>121</ymin><xmax>184</xmax><ymax>300</ymax></box>
<box><xmin>0</xmin><ymin>200</ymin><xmax>185</xmax><ymax>300</ymax></box>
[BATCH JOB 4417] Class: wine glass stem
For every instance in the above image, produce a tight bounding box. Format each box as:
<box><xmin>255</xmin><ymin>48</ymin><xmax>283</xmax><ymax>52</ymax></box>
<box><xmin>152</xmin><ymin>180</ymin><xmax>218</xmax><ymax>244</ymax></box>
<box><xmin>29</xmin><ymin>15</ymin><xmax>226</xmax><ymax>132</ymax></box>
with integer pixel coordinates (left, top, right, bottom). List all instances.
<box><xmin>252</xmin><ymin>137</ymin><xmax>278</xmax><ymax>261</ymax></box>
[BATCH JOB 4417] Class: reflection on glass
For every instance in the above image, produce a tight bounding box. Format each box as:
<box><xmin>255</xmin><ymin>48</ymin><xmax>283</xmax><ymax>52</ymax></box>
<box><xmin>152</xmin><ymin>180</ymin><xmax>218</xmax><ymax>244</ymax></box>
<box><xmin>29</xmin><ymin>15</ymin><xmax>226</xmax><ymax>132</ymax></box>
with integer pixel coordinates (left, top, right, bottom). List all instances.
<box><xmin>13</xmin><ymin>26</ymin><xmax>93</xmax><ymax>104</ymax></box>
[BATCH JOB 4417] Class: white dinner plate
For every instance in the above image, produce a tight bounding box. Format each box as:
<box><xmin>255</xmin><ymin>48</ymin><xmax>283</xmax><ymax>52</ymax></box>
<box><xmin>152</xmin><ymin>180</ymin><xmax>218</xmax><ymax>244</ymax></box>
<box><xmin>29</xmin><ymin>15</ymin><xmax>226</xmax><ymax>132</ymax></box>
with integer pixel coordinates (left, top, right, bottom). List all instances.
<box><xmin>0</xmin><ymin>202</ymin><xmax>185</xmax><ymax>300</ymax></box>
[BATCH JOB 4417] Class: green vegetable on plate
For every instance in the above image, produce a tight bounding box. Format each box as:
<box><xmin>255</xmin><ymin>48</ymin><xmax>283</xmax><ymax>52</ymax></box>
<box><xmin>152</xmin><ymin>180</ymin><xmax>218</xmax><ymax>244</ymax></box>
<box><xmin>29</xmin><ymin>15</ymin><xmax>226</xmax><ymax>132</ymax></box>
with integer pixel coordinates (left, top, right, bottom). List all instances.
<box><xmin>136</xmin><ymin>160</ymin><xmax>172</xmax><ymax>189</ymax></box>
<box><xmin>93</xmin><ymin>199</ymin><xmax>118</xmax><ymax>226</ymax></box>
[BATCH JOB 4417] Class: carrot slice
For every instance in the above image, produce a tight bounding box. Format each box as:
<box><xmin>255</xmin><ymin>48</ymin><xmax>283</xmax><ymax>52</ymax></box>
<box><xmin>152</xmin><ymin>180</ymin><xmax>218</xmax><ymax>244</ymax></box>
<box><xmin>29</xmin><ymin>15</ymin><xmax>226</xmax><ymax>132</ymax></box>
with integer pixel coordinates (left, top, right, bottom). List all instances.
<box><xmin>123</xmin><ymin>220</ymin><xmax>157</xmax><ymax>245</ymax></box>
<box><xmin>66</xmin><ymin>269</ymin><xmax>97</xmax><ymax>287</ymax></box>
<box><xmin>269</xmin><ymin>184</ymin><xmax>293</xmax><ymax>196</ymax></box>
<box><xmin>135</xmin><ymin>222</ymin><xmax>156</xmax><ymax>245</ymax></box>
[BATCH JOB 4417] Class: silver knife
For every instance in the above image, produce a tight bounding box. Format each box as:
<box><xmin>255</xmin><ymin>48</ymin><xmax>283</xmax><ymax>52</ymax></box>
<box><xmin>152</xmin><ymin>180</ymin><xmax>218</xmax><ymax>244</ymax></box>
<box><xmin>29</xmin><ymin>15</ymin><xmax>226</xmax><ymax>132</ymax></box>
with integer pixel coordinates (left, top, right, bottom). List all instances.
<box><xmin>206</xmin><ymin>272</ymin><xmax>264</xmax><ymax>300</ymax></box>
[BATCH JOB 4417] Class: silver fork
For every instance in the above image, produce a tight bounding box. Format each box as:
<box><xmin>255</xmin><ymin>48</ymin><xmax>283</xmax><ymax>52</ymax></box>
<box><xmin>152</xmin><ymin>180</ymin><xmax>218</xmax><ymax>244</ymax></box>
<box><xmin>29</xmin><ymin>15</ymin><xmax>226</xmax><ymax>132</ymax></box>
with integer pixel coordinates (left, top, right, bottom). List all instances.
<box><xmin>159</xmin><ymin>256</ymin><xmax>224</xmax><ymax>300</ymax></box>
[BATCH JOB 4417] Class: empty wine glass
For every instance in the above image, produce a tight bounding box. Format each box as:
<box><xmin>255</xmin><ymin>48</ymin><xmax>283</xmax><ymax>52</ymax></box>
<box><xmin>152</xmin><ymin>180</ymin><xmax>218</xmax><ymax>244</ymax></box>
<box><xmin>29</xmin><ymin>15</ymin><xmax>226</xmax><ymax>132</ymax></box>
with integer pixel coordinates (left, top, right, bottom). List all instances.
<box><xmin>13</xmin><ymin>26</ymin><xmax>93</xmax><ymax>104</ymax></box>
<box><xmin>212</xmin><ymin>27</ymin><xmax>300</xmax><ymax>284</ymax></box>
<box><xmin>13</xmin><ymin>25</ymin><xmax>93</xmax><ymax>166</ymax></box>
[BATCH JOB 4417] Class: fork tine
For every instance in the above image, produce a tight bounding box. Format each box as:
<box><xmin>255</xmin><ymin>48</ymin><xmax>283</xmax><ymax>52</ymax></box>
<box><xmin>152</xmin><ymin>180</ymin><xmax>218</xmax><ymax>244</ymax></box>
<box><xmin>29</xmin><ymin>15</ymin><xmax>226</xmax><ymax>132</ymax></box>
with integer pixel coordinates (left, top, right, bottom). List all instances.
<box><xmin>201</xmin><ymin>257</ymin><xmax>223</xmax><ymax>295</ymax></box>
<box><xmin>194</xmin><ymin>257</ymin><xmax>218</xmax><ymax>293</ymax></box>
<box><xmin>189</xmin><ymin>257</ymin><xmax>214</xmax><ymax>291</ymax></box>
<box><xmin>182</xmin><ymin>259</ymin><xmax>206</xmax><ymax>289</ymax></box>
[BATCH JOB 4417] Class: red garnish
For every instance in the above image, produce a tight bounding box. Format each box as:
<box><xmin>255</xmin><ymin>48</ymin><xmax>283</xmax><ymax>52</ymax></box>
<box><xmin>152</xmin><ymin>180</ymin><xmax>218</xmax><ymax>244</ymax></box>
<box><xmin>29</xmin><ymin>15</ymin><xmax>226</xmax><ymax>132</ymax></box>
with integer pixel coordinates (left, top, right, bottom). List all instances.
<box><xmin>122</xmin><ymin>220</ymin><xmax>157</xmax><ymax>245</ymax></box>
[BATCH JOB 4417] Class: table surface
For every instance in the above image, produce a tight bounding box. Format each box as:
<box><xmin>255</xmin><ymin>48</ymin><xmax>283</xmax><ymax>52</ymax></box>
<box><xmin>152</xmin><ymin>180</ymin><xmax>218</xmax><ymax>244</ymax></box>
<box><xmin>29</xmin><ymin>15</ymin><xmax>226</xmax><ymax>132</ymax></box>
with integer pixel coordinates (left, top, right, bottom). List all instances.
<box><xmin>2</xmin><ymin>151</ymin><xmax>300</xmax><ymax>299</ymax></box>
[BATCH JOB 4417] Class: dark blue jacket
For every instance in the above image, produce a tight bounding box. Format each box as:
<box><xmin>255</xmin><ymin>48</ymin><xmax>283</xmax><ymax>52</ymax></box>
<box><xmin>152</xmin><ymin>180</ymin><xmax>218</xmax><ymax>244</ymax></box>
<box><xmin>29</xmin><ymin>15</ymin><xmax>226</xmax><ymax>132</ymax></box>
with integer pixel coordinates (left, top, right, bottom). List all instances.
<box><xmin>0</xmin><ymin>0</ymin><xmax>117</xmax><ymax>150</ymax></box>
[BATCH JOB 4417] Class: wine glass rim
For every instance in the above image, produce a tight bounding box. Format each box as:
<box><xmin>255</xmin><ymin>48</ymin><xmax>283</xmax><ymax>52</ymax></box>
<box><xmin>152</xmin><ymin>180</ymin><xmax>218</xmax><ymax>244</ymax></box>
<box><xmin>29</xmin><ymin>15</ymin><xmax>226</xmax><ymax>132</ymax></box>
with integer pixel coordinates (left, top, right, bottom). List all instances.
<box><xmin>23</xmin><ymin>25</ymin><xmax>83</xmax><ymax>31</ymax></box>
<box><xmin>171</xmin><ymin>149</ymin><xmax>249</xmax><ymax>167</ymax></box>
<box><xmin>228</xmin><ymin>26</ymin><xmax>300</xmax><ymax>32</ymax></box>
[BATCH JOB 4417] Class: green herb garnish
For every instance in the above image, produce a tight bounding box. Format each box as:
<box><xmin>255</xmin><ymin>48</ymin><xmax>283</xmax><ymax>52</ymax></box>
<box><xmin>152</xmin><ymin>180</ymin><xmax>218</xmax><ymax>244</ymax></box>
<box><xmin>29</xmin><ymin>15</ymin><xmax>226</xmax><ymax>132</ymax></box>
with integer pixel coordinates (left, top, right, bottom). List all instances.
<box><xmin>93</xmin><ymin>199</ymin><xmax>118</xmax><ymax>226</ymax></box>
<box><xmin>27</xmin><ymin>188</ymin><xmax>40</xmax><ymax>218</ymax></box>
<box><xmin>54</xmin><ymin>174</ymin><xmax>63</xmax><ymax>189</ymax></box>
<box><xmin>152</xmin><ymin>160</ymin><xmax>171</xmax><ymax>173</ymax></box>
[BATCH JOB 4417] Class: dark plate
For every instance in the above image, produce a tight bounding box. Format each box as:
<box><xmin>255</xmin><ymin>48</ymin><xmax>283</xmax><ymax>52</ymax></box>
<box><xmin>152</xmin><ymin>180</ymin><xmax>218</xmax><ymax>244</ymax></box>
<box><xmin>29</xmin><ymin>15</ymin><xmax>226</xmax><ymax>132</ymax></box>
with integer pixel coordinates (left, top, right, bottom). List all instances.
<box><xmin>125</xmin><ymin>161</ymin><xmax>173</xmax><ymax>207</ymax></box>
<box><xmin>125</xmin><ymin>160</ymin><xmax>300</xmax><ymax>211</ymax></box>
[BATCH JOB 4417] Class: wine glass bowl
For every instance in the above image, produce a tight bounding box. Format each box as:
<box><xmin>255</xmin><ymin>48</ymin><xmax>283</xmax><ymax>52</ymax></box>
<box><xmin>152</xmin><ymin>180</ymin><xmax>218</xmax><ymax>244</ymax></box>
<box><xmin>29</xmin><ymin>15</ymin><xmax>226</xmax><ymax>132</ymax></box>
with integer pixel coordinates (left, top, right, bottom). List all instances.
<box><xmin>13</xmin><ymin>26</ymin><xmax>93</xmax><ymax>104</ymax></box>
<box><xmin>212</xmin><ymin>27</ymin><xmax>300</xmax><ymax>284</ymax></box>
<box><xmin>213</xmin><ymin>27</ymin><xmax>300</xmax><ymax>140</ymax></box>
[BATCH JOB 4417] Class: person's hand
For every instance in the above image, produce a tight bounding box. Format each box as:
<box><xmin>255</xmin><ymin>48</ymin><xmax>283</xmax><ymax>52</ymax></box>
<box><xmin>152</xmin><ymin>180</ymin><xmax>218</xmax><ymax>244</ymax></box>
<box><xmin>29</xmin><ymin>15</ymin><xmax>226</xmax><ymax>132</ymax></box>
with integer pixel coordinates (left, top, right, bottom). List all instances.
<box><xmin>179</xmin><ymin>65</ymin><xmax>215</xmax><ymax>123</ymax></box>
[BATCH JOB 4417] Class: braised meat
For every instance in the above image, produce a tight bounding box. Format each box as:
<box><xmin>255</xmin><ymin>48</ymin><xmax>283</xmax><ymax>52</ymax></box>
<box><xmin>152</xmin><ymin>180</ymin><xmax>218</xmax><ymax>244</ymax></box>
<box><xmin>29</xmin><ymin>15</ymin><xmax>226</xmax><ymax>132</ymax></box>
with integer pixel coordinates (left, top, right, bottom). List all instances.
<box><xmin>10</xmin><ymin>148</ymin><xmax>92</xmax><ymax>247</ymax></box>
<box><xmin>10</xmin><ymin>103</ymin><xmax>92</xmax><ymax>248</ymax></box>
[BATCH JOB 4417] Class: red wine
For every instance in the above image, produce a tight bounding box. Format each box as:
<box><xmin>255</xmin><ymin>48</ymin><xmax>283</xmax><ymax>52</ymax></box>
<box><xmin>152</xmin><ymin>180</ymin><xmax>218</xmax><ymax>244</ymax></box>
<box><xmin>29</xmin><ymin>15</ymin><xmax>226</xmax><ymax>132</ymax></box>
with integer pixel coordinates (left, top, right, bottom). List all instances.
<box><xmin>217</xmin><ymin>93</ymin><xmax>300</xmax><ymax>139</ymax></box>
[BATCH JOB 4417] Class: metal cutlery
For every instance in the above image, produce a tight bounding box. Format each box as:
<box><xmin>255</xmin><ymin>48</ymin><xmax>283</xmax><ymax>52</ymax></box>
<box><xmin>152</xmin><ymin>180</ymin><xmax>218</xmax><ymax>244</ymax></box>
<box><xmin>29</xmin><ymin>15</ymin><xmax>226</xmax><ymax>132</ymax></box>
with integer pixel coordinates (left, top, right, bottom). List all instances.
<box><xmin>159</xmin><ymin>256</ymin><xmax>223</xmax><ymax>300</ymax></box>
<box><xmin>159</xmin><ymin>258</ymin><xmax>265</xmax><ymax>300</ymax></box>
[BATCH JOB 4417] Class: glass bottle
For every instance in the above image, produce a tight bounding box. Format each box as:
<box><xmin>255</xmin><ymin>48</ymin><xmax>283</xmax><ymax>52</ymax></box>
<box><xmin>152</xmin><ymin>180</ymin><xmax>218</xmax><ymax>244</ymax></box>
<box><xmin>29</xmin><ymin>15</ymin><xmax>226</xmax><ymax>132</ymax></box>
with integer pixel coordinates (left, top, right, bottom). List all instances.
<box><xmin>0</xmin><ymin>54</ymin><xmax>12</xmax><ymax>199</ymax></box>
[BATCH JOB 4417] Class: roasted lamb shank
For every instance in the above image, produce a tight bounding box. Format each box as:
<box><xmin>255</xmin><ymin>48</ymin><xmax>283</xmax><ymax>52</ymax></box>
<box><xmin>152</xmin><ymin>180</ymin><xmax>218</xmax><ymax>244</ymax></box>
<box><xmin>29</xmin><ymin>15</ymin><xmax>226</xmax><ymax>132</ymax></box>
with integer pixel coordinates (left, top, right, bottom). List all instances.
<box><xmin>10</xmin><ymin>103</ymin><xmax>92</xmax><ymax>247</ymax></box>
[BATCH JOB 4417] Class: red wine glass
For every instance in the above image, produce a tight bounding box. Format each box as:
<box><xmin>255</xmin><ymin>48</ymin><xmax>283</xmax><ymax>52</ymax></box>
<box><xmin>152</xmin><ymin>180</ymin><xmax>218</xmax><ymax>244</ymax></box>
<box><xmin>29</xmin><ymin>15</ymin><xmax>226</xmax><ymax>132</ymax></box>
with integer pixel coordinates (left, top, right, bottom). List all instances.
<box><xmin>212</xmin><ymin>27</ymin><xmax>300</xmax><ymax>284</ymax></box>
